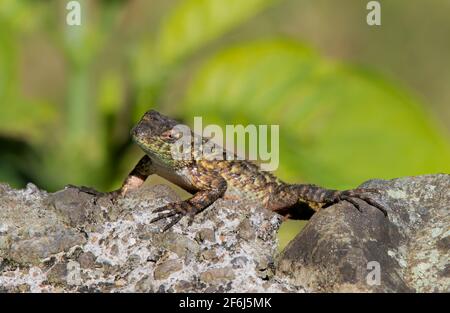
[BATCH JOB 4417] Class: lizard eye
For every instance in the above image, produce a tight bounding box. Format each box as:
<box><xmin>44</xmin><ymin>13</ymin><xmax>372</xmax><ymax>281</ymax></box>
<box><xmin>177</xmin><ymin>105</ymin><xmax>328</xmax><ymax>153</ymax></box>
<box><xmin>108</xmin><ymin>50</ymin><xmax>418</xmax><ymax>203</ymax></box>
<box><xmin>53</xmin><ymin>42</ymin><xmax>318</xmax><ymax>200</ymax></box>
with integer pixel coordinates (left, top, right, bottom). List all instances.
<box><xmin>161</xmin><ymin>129</ymin><xmax>181</xmax><ymax>141</ymax></box>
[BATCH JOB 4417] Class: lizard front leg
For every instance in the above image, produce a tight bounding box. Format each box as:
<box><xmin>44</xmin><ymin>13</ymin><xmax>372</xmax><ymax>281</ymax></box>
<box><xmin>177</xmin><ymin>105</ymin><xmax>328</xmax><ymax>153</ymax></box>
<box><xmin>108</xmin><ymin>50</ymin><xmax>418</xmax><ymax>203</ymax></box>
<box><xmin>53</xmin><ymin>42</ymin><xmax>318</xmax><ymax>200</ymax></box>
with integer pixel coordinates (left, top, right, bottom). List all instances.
<box><xmin>118</xmin><ymin>155</ymin><xmax>154</xmax><ymax>195</ymax></box>
<box><xmin>150</xmin><ymin>178</ymin><xmax>227</xmax><ymax>232</ymax></box>
<box><xmin>85</xmin><ymin>155</ymin><xmax>153</xmax><ymax>201</ymax></box>
<box><xmin>265</xmin><ymin>184</ymin><xmax>387</xmax><ymax>218</ymax></box>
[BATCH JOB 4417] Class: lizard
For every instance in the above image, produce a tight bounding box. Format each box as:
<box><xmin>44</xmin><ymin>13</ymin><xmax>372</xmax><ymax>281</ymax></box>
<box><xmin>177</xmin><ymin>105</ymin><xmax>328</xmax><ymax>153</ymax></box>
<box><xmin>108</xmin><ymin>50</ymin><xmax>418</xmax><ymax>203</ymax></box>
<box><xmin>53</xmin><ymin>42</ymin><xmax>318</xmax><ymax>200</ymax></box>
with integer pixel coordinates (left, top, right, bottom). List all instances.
<box><xmin>115</xmin><ymin>109</ymin><xmax>387</xmax><ymax>232</ymax></box>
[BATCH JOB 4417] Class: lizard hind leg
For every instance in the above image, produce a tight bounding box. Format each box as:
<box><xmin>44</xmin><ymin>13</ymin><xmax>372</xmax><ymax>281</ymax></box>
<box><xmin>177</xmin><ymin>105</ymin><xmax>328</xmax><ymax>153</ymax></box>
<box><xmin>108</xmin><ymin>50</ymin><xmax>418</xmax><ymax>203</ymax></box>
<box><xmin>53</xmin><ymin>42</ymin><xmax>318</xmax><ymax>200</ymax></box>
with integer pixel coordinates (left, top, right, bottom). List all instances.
<box><xmin>291</xmin><ymin>184</ymin><xmax>388</xmax><ymax>217</ymax></box>
<box><xmin>265</xmin><ymin>184</ymin><xmax>388</xmax><ymax>220</ymax></box>
<box><xmin>337</xmin><ymin>188</ymin><xmax>388</xmax><ymax>216</ymax></box>
<box><xmin>263</xmin><ymin>184</ymin><xmax>316</xmax><ymax>219</ymax></box>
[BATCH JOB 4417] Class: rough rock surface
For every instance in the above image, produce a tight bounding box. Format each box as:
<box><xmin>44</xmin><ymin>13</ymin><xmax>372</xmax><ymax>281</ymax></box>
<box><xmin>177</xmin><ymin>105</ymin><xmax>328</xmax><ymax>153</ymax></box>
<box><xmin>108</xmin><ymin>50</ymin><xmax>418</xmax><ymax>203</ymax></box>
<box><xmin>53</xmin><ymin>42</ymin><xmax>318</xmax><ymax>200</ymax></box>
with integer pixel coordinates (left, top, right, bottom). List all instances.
<box><xmin>0</xmin><ymin>183</ymin><xmax>299</xmax><ymax>292</ymax></box>
<box><xmin>278</xmin><ymin>174</ymin><xmax>449</xmax><ymax>292</ymax></box>
<box><xmin>0</xmin><ymin>174</ymin><xmax>448</xmax><ymax>292</ymax></box>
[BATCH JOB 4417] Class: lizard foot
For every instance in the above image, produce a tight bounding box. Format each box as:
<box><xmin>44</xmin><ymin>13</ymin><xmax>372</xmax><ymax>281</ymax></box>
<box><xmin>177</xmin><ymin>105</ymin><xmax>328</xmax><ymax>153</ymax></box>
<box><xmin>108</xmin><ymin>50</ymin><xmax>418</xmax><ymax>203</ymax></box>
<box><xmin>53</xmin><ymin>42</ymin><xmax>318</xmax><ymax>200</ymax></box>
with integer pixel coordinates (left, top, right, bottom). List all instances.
<box><xmin>150</xmin><ymin>201</ymin><xmax>199</xmax><ymax>232</ymax></box>
<box><xmin>65</xmin><ymin>184</ymin><xmax>121</xmax><ymax>205</ymax></box>
<box><xmin>332</xmin><ymin>188</ymin><xmax>388</xmax><ymax>217</ymax></box>
<box><xmin>65</xmin><ymin>184</ymin><xmax>103</xmax><ymax>196</ymax></box>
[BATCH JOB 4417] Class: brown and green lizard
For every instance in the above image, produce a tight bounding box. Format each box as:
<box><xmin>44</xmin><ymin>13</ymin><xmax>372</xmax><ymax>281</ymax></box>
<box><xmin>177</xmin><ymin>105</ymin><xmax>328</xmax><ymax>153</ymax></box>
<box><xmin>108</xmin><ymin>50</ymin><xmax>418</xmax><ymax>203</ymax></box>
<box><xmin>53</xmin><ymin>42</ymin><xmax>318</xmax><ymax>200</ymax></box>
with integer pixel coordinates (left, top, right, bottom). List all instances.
<box><xmin>116</xmin><ymin>110</ymin><xmax>387</xmax><ymax>231</ymax></box>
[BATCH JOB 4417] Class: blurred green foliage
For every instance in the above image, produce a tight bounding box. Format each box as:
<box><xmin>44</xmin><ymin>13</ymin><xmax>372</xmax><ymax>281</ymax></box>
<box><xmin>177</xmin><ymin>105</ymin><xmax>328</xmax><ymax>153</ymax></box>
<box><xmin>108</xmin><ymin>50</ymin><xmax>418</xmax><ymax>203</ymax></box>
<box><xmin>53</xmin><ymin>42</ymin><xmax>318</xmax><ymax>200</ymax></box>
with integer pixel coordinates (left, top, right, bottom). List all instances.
<box><xmin>0</xmin><ymin>0</ymin><xmax>449</xmax><ymax>248</ymax></box>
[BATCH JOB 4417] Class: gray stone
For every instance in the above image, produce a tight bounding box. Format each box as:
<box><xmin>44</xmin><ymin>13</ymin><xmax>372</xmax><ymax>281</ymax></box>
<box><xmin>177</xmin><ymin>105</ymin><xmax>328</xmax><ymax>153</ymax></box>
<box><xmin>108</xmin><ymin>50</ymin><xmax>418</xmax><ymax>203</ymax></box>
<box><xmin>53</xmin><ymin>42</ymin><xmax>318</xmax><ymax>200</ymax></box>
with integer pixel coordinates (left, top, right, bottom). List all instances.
<box><xmin>231</xmin><ymin>256</ymin><xmax>248</xmax><ymax>269</ymax></box>
<box><xmin>200</xmin><ymin>266</ymin><xmax>235</xmax><ymax>283</ymax></box>
<box><xmin>46</xmin><ymin>187</ymin><xmax>96</xmax><ymax>227</ymax></box>
<box><xmin>238</xmin><ymin>219</ymin><xmax>256</xmax><ymax>241</ymax></box>
<box><xmin>153</xmin><ymin>259</ymin><xmax>183</xmax><ymax>280</ymax></box>
<box><xmin>201</xmin><ymin>249</ymin><xmax>218</xmax><ymax>261</ymax></box>
<box><xmin>278</xmin><ymin>174</ymin><xmax>450</xmax><ymax>292</ymax></box>
<box><xmin>9</xmin><ymin>229</ymin><xmax>85</xmax><ymax>265</ymax></box>
<box><xmin>153</xmin><ymin>233</ymin><xmax>200</xmax><ymax>259</ymax></box>
<box><xmin>0</xmin><ymin>175</ymin><xmax>447</xmax><ymax>293</ymax></box>
<box><xmin>77</xmin><ymin>251</ymin><xmax>96</xmax><ymax>269</ymax></box>
<box><xmin>47</xmin><ymin>263</ymin><xmax>68</xmax><ymax>285</ymax></box>
<box><xmin>196</xmin><ymin>228</ymin><xmax>216</xmax><ymax>243</ymax></box>
<box><xmin>135</xmin><ymin>275</ymin><xmax>154</xmax><ymax>293</ymax></box>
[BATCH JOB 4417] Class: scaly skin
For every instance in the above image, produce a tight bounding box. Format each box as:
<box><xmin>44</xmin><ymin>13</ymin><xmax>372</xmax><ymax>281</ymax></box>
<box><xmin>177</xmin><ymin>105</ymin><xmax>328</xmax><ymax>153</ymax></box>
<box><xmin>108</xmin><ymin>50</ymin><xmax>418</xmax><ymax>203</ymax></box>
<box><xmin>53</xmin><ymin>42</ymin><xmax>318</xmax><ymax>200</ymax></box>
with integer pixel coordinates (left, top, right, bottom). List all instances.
<box><xmin>118</xmin><ymin>110</ymin><xmax>387</xmax><ymax>231</ymax></box>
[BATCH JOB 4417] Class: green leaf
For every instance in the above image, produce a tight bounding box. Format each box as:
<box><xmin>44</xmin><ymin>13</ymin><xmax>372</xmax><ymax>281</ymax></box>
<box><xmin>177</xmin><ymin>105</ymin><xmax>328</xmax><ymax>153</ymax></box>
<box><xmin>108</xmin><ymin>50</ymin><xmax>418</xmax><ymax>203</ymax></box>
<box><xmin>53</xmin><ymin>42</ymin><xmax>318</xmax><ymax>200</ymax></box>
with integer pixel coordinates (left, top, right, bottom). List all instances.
<box><xmin>156</xmin><ymin>0</ymin><xmax>277</xmax><ymax>64</ymax></box>
<box><xmin>182</xmin><ymin>40</ymin><xmax>450</xmax><ymax>189</ymax></box>
<box><xmin>133</xmin><ymin>0</ymin><xmax>277</xmax><ymax>87</ymax></box>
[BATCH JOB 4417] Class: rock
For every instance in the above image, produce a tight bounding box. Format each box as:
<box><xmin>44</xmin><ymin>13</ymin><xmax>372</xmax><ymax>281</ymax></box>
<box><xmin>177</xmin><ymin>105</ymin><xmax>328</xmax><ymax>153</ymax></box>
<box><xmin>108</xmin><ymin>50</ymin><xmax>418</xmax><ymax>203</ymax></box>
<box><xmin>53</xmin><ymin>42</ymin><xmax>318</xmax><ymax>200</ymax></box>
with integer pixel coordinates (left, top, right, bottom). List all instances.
<box><xmin>127</xmin><ymin>254</ymin><xmax>141</xmax><ymax>267</ymax></box>
<box><xmin>278</xmin><ymin>174</ymin><xmax>450</xmax><ymax>292</ymax></box>
<box><xmin>200</xmin><ymin>266</ymin><xmax>235</xmax><ymax>283</ymax></box>
<box><xmin>46</xmin><ymin>187</ymin><xmax>98</xmax><ymax>227</ymax></box>
<box><xmin>201</xmin><ymin>249</ymin><xmax>217</xmax><ymax>261</ymax></box>
<box><xmin>154</xmin><ymin>259</ymin><xmax>183</xmax><ymax>280</ymax></box>
<box><xmin>17</xmin><ymin>283</ymin><xmax>30</xmax><ymax>293</ymax></box>
<box><xmin>47</xmin><ymin>263</ymin><xmax>68</xmax><ymax>285</ymax></box>
<box><xmin>238</xmin><ymin>219</ymin><xmax>256</xmax><ymax>241</ymax></box>
<box><xmin>231</xmin><ymin>256</ymin><xmax>248</xmax><ymax>269</ymax></box>
<box><xmin>135</xmin><ymin>275</ymin><xmax>154</xmax><ymax>293</ymax></box>
<box><xmin>195</xmin><ymin>228</ymin><xmax>216</xmax><ymax>243</ymax></box>
<box><xmin>9</xmin><ymin>230</ymin><xmax>85</xmax><ymax>265</ymax></box>
<box><xmin>0</xmin><ymin>182</ymin><xmax>289</xmax><ymax>292</ymax></box>
<box><xmin>152</xmin><ymin>233</ymin><xmax>200</xmax><ymax>259</ymax></box>
<box><xmin>255</xmin><ymin>256</ymin><xmax>275</xmax><ymax>280</ymax></box>
<box><xmin>67</xmin><ymin>261</ymin><xmax>82</xmax><ymax>286</ymax></box>
<box><xmin>110</xmin><ymin>244</ymin><xmax>119</xmax><ymax>256</ymax></box>
<box><xmin>0</xmin><ymin>175</ymin><xmax>447</xmax><ymax>293</ymax></box>
<box><xmin>77</xmin><ymin>251</ymin><xmax>96</xmax><ymax>269</ymax></box>
<box><xmin>174</xmin><ymin>280</ymin><xmax>193</xmax><ymax>292</ymax></box>
<box><xmin>0</xmin><ymin>184</ymin><xmax>86</xmax><ymax>265</ymax></box>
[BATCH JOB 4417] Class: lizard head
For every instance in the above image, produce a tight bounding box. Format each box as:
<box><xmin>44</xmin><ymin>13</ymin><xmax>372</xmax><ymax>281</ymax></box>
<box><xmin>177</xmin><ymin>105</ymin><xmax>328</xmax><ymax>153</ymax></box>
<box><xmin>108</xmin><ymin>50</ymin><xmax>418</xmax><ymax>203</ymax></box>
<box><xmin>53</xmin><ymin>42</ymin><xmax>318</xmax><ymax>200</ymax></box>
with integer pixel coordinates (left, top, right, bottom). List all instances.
<box><xmin>131</xmin><ymin>110</ymin><xmax>192</xmax><ymax>168</ymax></box>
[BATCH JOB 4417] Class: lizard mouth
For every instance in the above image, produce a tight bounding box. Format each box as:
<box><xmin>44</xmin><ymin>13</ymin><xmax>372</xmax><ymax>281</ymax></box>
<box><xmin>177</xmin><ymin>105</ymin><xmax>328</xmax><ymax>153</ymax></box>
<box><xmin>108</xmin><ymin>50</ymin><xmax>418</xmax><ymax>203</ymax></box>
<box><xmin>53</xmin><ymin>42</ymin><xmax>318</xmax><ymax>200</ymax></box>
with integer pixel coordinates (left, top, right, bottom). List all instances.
<box><xmin>130</xmin><ymin>124</ymin><xmax>148</xmax><ymax>147</ymax></box>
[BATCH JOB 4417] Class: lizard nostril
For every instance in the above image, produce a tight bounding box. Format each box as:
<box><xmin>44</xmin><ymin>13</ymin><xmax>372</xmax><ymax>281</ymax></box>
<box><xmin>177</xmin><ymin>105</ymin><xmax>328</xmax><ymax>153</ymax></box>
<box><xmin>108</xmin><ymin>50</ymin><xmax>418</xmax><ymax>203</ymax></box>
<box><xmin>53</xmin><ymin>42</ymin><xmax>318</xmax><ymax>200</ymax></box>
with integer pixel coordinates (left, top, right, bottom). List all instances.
<box><xmin>131</xmin><ymin>125</ymin><xmax>141</xmax><ymax>137</ymax></box>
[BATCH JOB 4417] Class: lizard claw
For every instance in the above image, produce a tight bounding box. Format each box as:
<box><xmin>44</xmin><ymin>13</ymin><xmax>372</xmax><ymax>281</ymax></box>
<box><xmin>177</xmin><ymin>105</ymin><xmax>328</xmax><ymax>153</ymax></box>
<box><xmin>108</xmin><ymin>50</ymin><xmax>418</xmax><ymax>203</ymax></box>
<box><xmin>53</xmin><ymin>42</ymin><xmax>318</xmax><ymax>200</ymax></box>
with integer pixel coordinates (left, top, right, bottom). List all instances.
<box><xmin>149</xmin><ymin>210</ymin><xmax>179</xmax><ymax>223</ymax></box>
<box><xmin>104</xmin><ymin>189</ymin><xmax>123</xmax><ymax>205</ymax></box>
<box><xmin>337</xmin><ymin>188</ymin><xmax>388</xmax><ymax>217</ymax></box>
<box><xmin>152</xmin><ymin>203</ymin><xmax>177</xmax><ymax>213</ymax></box>
<box><xmin>161</xmin><ymin>215</ymin><xmax>184</xmax><ymax>232</ymax></box>
<box><xmin>65</xmin><ymin>184</ymin><xmax>103</xmax><ymax>196</ymax></box>
<box><xmin>150</xmin><ymin>201</ymin><xmax>195</xmax><ymax>231</ymax></box>
<box><xmin>65</xmin><ymin>184</ymin><xmax>122</xmax><ymax>205</ymax></box>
